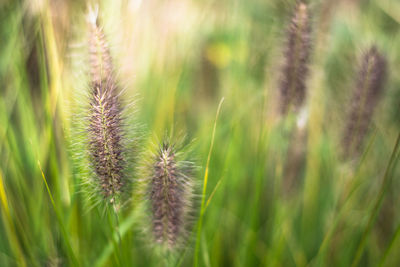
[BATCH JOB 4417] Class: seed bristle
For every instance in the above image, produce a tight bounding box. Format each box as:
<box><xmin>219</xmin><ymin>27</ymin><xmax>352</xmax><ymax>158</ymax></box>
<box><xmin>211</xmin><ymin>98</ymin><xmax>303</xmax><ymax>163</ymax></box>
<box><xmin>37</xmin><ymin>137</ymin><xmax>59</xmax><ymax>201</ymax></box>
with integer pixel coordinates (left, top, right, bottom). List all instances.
<box><xmin>342</xmin><ymin>46</ymin><xmax>387</xmax><ymax>158</ymax></box>
<box><xmin>279</xmin><ymin>1</ymin><xmax>312</xmax><ymax>114</ymax></box>
<box><xmin>149</xmin><ymin>141</ymin><xmax>194</xmax><ymax>249</ymax></box>
<box><xmin>85</xmin><ymin>10</ymin><xmax>127</xmax><ymax>205</ymax></box>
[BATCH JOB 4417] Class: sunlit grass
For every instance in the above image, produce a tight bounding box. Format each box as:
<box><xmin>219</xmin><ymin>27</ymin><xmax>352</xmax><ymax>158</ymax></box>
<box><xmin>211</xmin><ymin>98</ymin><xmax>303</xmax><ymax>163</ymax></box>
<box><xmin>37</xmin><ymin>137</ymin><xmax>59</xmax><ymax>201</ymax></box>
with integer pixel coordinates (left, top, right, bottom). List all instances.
<box><xmin>0</xmin><ymin>0</ymin><xmax>400</xmax><ymax>266</ymax></box>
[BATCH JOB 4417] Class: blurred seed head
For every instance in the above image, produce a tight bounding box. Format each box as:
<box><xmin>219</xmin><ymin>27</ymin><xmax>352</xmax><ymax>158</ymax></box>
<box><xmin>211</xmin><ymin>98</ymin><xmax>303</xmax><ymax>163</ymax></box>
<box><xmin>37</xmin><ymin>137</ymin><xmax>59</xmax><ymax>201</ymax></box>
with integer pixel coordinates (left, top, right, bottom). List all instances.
<box><xmin>342</xmin><ymin>46</ymin><xmax>387</xmax><ymax>158</ymax></box>
<box><xmin>279</xmin><ymin>1</ymin><xmax>312</xmax><ymax>115</ymax></box>
<box><xmin>87</xmin><ymin>6</ymin><xmax>114</xmax><ymax>88</ymax></box>
<box><xmin>148</xmin><ymin>140</ymin><xmax>195</xmax><ymax>249</ymax></box>
<box><xmin>282</xmin><ymin>125</ymin><xmax>307</xmax><ymax>196</ymax></box>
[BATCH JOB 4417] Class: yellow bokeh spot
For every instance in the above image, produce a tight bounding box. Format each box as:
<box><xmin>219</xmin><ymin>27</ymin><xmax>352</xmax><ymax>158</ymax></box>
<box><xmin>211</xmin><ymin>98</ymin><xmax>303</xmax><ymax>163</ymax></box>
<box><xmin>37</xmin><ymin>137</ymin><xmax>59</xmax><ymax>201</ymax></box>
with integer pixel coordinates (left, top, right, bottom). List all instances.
<box><xmin>206</xmin><ymin>42</ymin><xmax>232</xmax><ymax>69</ymax></box>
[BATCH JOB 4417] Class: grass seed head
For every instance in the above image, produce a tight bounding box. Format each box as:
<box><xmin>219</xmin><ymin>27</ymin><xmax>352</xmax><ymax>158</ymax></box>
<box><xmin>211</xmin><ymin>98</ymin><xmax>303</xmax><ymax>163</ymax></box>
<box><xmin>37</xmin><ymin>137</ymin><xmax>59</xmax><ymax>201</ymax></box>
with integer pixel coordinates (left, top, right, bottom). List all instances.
<box><xmin>88</xmin><ymin>7</ymin><xmax>114</xmax><ymax>88</ymax></box>
<box><xmin>148</xmin><ymin>140</ymin><xmax>195</xmax><ymax>249</ymax></box>
<box><xmin>88</xmin><ymin>80</ymin><xmax>125</xmax><ymax>203</ymax></box>
<box><xmin>279</xmin><ymin>1</ymin><xmax>312</xmax><ymax>115</ymax></box>
<box><xmin>342</xmin><ymin>46</ymin><xmax>387</xmax><ymax>158</ymax></box>
<box><xmin>84</xmin><ymin>8</ymin><xmax>129</xmax><ymax>206</ymax></box>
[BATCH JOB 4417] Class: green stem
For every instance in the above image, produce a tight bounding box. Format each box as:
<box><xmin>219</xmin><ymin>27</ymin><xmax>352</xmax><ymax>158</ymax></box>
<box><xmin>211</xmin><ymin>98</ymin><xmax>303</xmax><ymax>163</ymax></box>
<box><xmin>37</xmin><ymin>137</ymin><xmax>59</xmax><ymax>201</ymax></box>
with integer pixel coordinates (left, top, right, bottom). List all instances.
<box><xmin>38</xmin><ymin>161</ymin><xmax>79</xmax><ymax>266</ymax></box>
<box><xmin>194</xmin><ymin>98</ymin><xmax>224</xmax><ymax>267</ymax></box>
<box><xmin>379</xmin><ymin>221</ymin><xmax>400</xmax><ymax>267</ymax></box>
<box><xmin>351</xmin><ymin>132</ymin><xmax>400</xmax><ymax>267</ymax></box>
<box><xmin>312</xmin><ymin>129</ymin><xmax>378</xmax><ymax>265</ymax></box>
<box><xmin>107</xmin><ymin>208</ymin><xmax>122</xmax><ymax>266</ymax></box>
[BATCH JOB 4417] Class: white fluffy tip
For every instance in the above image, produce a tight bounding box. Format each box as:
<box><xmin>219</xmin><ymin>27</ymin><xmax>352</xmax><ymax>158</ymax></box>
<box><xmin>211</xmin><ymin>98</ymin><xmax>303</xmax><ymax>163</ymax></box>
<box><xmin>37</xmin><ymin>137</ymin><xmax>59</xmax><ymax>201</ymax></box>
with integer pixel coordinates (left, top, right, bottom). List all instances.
<box><xmin>296</xmin><ymin>107</ymin><xmax>308</xmax><ymax>130</ymax></box>
<box><xmin>87</xmin><ymin>4</ymin><xmax>99</xmax><ymax>25</ymax></box>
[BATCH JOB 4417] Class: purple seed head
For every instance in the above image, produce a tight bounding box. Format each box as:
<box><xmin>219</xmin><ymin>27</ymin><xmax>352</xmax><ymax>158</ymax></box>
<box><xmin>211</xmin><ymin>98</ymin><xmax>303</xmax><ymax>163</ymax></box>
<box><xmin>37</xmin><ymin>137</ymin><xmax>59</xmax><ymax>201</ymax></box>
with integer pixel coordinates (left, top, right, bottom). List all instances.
<box><xmin>279</xmin><ymin>1</ymin><xmax>312</xmax><ymax>114</ymax></box>
<box><xmin>86</xmin><ymin>11</ymin><xmax>126</xmax><ymax>204</ymax></box>
<box><xmin>88</xmin><ymin>81</ymin><xmax>125</xmax><ymax>203</ymax></box>
<box><xmin>342</xmin><ymin>46</ymin><xmax>387</xmax><ymax>158</ymax></box>
<box><xmin>149</xmin><ymin>141</ymin><xmax>194</xmax><ymax>249</ymax></box>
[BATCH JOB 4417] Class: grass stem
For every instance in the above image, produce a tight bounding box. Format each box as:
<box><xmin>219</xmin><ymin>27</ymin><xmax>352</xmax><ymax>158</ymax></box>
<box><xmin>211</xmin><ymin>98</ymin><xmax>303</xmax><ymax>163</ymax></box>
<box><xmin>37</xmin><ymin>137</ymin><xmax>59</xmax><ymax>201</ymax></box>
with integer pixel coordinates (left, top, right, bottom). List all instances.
<box><xmin>194</xmin><ymin>97</ymin><xmax>224</xmax><ymax>267</ymax></box>
<box><xmin>351</xmin><ymin>131</ymin><xmax>400</xmax><ymax>267</ymax></box>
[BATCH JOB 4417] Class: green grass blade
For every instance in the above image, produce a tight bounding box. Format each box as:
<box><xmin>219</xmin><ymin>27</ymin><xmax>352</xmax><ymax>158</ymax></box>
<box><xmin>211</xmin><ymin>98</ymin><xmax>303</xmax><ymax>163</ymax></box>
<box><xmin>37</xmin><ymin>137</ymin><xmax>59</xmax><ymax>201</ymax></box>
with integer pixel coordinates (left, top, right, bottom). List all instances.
<box><xmin>194</xmin><ymin>97</ymin><xmax>224</xmax><ymax>267</ymax></box>
<box><xmin>38</xmin><ymin>161</ymin><xmax>79</xmax><ymax>266</ymax></box>
<box><xmin>351</xmin><ymin>132</ymin><xmax>400</xmax><ymax>267</ymax></box>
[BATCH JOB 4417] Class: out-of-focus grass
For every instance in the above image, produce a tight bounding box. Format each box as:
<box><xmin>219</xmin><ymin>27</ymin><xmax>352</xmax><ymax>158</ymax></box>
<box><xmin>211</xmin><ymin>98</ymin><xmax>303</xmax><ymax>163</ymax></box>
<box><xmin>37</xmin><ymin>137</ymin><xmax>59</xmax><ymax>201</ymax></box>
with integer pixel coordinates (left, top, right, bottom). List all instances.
<box><xmin>0</xmin><ymin>0</ymin><xmax>400</xmax><ymax>266</ymax></box>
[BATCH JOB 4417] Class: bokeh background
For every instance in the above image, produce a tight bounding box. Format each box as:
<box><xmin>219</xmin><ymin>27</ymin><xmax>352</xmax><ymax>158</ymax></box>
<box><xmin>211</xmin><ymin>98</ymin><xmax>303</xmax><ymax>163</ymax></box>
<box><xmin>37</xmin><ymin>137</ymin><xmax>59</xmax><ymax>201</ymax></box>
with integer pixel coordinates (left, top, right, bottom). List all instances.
<box><xmin>1</xmin><ymin>0</ymin><xmax>400</xmax><ymax>266</ymax></box>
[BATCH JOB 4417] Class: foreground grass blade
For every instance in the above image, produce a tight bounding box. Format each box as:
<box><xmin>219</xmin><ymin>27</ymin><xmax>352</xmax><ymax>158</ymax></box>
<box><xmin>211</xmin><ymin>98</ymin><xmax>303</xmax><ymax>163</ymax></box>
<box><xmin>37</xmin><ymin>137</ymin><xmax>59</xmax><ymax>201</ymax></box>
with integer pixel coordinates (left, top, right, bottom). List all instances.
<box><xmin>38</xmin><ymin>161</ymin><xmax>79</xmax><ymax>266</ymax></box>
<box><xmin>0</xmin><ymin>170</ymin><xmax>26</xmax><ymax>266</ymax></box>
<box><xmin>312</xmin><ymin>129</ymin><xmax>378</xmax><ymax>265</ymax></box>
<box><xmin>194</xmin><ymin>97</ymin><xmax>224</xmax><ymax>267</ymax></box>
<box><xmin>379</xmin><ymin>220</ymin><xmax>400</xmax><ymax>266</ymax></box>
<box><xmin>351</xmin><ymin>132</ymin><xmax>400</xmax><ymax>267</ymax></box>
<box><xmin>95</xmin><ymin>204</ymin><xmax>144</xmax><ymax>267</ymax></box>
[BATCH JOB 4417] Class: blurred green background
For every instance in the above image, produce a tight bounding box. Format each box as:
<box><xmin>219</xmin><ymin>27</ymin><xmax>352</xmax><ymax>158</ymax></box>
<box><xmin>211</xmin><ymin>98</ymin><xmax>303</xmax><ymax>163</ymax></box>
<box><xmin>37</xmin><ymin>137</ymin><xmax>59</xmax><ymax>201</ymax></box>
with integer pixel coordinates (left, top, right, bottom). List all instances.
<box><xmin>1</xmin><ymin>0</ymin><xmax>400</xmax><ymax>266</ymax></box>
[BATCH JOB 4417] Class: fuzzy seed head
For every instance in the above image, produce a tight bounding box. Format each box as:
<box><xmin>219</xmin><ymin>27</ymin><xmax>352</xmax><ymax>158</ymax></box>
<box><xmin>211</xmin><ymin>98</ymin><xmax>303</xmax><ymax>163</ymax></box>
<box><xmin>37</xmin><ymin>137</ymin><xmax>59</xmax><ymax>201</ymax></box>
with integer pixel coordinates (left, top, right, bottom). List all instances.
<box><xmin>342</xmin><ymin>46</ymin><xmax>387</xmax><ymax>158</ymax></box>
<box><xmin>88</xmin><ymin>14</ymin><xmax>113</xmax><ymax>88</ymax></box>
<box><xmin>88</xmin><ymin>81</ymin><xmax>125</xmax><ymax>203</ymax></box>
<box><xmin>149</xmin><ymin>142</ymin><xmax>192</xmax><ymax>248</ymax></box>
<box><xmin>85</xmin><ymin>11</ymin><xmax>127</xmax><ymax>204</ymax></box>
<box><xmin>279</xmin><ymin>1</ymin><xmax>312</xmax><ymax>114</ymax></box>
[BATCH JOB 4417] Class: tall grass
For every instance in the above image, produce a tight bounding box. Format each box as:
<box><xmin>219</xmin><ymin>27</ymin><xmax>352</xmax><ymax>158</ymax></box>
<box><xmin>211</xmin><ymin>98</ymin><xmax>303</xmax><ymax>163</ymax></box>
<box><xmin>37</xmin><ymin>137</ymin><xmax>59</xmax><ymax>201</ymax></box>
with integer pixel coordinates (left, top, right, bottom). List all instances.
<box><xmin>1</xmin><ymin>0</ymin><xmax>400</xmax><ymax>266</ymax></box>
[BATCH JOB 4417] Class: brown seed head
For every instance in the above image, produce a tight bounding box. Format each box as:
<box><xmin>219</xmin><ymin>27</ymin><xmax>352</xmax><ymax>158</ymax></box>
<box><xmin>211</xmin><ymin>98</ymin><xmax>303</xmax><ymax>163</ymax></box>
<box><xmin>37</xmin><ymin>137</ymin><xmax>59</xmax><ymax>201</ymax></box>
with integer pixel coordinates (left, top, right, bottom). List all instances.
<box><xmin>86</xmin><ymin>9</ymin><xmax>126</xmax><ymax>204</ymax></box>
<box><xmin>342</xmin><ymin>46</ymin><xmax>387</xmax><ymax>158</ymax></box>
<box><xmin>149</xmin><ymin>142</ymin><xmax>193</xmax><ymax>248</ymax></box>
<box><xmin>279</xmin><ymin>2</ymin><xmax>312</xmax><ymax>114</ymax></box>
<box><xmin>88</xmin><ymin>81</ymin><xmax>125</xmax><ymax>203</ymax></box>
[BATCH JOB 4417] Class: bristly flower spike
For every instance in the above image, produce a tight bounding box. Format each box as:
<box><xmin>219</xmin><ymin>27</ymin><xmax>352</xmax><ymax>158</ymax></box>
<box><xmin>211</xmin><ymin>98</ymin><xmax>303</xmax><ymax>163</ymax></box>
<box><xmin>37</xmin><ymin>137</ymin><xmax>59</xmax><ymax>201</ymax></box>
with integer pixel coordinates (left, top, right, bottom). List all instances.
<box><xmin>149</xmin><ymin>140</ymin><xmax>195</xmax><ymax>249</ymax></box>
<box><xmin>279</xmin><ymin>1</ymin><xmax>312</xmax><ymax>115</ymax></box>
<box><xmin>87</xmin><ymin>5</ymin><xmax>113</xmax><ymax>88</ymax></box>
<box><xmin>86</xmin><ymin>8</ymin><xmax>127</xmax><ymax>205</ymax></box>
<box><xmin>342</xmin><ymin>46</ymin><xmax>387</xmax><ymax>158</ymax></box>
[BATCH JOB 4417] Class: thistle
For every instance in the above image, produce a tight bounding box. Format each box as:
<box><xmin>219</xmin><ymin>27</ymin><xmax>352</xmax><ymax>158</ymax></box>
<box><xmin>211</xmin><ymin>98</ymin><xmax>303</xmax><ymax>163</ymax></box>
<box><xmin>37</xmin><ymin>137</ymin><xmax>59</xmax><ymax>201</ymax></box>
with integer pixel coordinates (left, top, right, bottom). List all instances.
<box><xmin>279</xmin><ymin>1</ymin><xmax>312</xmax><ymax>114</ymax></box>
<box><xmin>342</xmin><ymin>46</ymin><xmax>387</xmax><ymax>158</ymax></box>
<box><xmin>148</xmin><ymin>140</ymin><xmax>195</xmax><ymax>249</ymax></box>
<box><xmin>85</xmin><ymin>9</ymin><xmax>128</xmax><ymax>205</ymax></box>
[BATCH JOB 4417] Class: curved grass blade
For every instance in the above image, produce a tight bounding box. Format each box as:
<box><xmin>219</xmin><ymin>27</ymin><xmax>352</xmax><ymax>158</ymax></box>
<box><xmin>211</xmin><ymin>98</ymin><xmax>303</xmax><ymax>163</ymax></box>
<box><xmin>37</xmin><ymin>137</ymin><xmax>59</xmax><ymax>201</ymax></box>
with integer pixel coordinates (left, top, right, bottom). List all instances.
<box><xmin>194</xmin><ymin>97</ymin><xmax>224</xmax><ymax>267</ymax></box>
